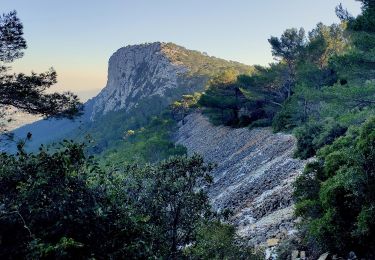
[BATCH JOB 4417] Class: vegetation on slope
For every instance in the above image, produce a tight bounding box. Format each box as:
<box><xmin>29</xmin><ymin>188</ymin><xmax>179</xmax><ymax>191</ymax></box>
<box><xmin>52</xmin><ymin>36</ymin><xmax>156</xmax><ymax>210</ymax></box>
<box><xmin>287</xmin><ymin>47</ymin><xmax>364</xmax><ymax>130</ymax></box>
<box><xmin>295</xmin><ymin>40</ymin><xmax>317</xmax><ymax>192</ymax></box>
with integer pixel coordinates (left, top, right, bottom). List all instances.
<box><xmin>162</xmin><ymin>42</ymin><xmax>255</xmax><ymax>77</ymax></box>
<box><xmin>294</xmin><ymin>117</ymin><xmax>375</xmax><ymax>258</ymax></box>
<box><xmin>100</xmin><ymin>112</ymin><xmax>187</xmax><ymax>165</ymax></box>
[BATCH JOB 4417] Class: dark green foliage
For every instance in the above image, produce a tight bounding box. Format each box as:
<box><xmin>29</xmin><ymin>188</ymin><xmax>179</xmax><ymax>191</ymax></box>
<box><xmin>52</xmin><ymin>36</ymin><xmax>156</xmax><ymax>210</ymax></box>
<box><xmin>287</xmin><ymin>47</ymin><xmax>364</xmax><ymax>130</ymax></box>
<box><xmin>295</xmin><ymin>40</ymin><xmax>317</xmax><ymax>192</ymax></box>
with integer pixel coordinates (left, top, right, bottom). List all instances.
<box><xmin>199</xmin><ymin>68</ymin><xmax>284</xmax><ymax>128</ymax></box>
<box><xmin>170</xmin><ymin>93</ymin><xmax>201</xmax><ymax>123</ymax></box>
<box><xmin>238</xmin><ymin>63</ymin><xmax>293</xmax><ymax>109</ymax></box>
<box><xmin>268</xmin><ymin>28</ymin><xmax>306</xmax><ymax>98</ymax></box>
<box><xmin>332</xmin><ymin>2</ymin><xmax>375</xmax><ymax>83</ymax></box>
<box><xmin>272</xmin><ymin>109</ymin><xmax>296</xmax><ymax>132</ymax></box>
<box><xmin>0</xmin><ymin>141</ymin><xmax>253</xmax><ymax>259</ymax></box>
<box><xmin>184</xmin><ymin>221</ymin><xmax>260</xmax><ymax>260</ymax></box>
<box><xmin>268</xmin><ymin>28</ymin><xmax>306</xmax><ymax>66</ymax></box>
<box><xmin>305</xmin><ymin>23</ymin><xmax>346</xmax><ymax>69</ymax></box>
<box><xmin>295</xmin><ymin>63</ymin><xmax>337</xmax><ymax>90</ymax></box>
<box><xmin>122</xmin><ymin>155</ymin><xmax>214</xmax><ymax>259</ymax></box>
<box><xmin>294</xmin><ymin>120</ymin><xmax>347</xmax><ymax>159</ymax></box>
<box><xmin>0</xmin><ymin>141</ymin><xmax>147</xmax><ymax>259</ymax></box>
<box><xmin>293</xmin><ymin>122</ymin><xmax>323</xmax><ymax>159</ymax></box>
<box><xmin>294</xmin><ymin>118</ymin><xmax>375</xmax><ymax>258</ymax></box>
<box><xmin>198</xmin><ymin>23</ymin><xmax>348</xmax><ymax>134</ymax></box>
<box><xmin>0</xmin><ymin>11</ymin><xmax>26</xmax><ymax>63</ymax></box>
<box><xmin>101</xmin><ymin>113</ymin><xmax>187</xmax><ymax>165</ymax></box>
<box><xmin>350</xmin><ymin>0</ymin><xmax>375</xmax><ymax>32</ymax></box>
<box><xmin>269</xmin><ymin>17</ymin><xmax>375</xmax><ymax>160</ymax></box>
<box><xmin>330</xmin><ymin>31</ymin><xmax>375</xmax><ymax>84</ymax></box>
<box><xmin>198</xmin><ymin>70</ymin><xmax>250</xmax><ymax>126</ymax></box>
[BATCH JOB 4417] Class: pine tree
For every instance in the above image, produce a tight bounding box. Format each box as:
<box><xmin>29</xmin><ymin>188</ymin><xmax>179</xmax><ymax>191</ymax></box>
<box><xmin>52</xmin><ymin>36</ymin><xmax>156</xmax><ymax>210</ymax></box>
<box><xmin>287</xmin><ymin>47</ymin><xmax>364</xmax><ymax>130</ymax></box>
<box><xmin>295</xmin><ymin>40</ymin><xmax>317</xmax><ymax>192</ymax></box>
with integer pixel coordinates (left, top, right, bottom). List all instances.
<box><xmin>0</xmin><ymin>11</ymin><xmax>82</xmax><ymax>133</ymax></box>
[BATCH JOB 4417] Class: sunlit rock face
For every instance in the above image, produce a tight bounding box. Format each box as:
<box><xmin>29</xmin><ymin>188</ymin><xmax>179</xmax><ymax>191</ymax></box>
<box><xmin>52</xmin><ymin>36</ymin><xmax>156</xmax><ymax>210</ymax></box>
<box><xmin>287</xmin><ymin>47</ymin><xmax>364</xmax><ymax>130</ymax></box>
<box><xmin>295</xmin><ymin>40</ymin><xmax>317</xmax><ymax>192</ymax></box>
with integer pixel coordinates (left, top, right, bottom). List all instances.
<box><xmin>89</xmin><ymin>42</ymin><xmax>252</xmax><ymax>120</ymax></box>
<box><xmin>91</xmin><ymin>43</ymin><xmax>188</xmax><ymax>118</ymax></box>
<box><xmin>175</xmin><ymin>113</ymin><xmax>307</xmax><ymax>246</ymax></box>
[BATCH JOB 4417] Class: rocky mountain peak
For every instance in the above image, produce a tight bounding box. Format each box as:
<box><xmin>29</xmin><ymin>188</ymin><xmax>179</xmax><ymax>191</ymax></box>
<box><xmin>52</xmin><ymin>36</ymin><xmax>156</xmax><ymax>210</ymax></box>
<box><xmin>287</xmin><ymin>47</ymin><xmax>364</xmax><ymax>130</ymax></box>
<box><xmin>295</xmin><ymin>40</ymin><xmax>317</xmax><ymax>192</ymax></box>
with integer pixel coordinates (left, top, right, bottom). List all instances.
<box><xmin>91</xmin><ymin>42</ymin><xmax>186</xmax><ymax>118</ymax></box>
<box><xmin>89</xmin><ymin>42</ymin><xmax>253</xmax><ymax>119</ymax></box>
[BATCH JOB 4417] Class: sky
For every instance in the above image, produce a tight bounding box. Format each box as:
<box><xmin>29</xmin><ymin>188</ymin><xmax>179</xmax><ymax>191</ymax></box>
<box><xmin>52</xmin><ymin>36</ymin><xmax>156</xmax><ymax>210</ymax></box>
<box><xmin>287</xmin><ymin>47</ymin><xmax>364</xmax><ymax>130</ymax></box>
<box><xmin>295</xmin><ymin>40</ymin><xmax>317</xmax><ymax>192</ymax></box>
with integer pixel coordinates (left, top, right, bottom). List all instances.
<box><xmin>1</xmin><ymin>0</ymin><xmax>362</xmax><ymax>101</ymax></box>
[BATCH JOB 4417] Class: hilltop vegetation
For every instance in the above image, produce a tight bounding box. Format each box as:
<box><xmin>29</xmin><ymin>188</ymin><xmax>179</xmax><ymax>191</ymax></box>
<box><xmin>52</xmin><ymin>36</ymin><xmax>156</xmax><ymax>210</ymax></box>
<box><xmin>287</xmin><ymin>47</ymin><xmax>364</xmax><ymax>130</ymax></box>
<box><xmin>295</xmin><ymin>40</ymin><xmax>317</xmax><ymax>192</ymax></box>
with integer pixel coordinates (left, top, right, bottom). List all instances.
<box><xmin>162</xmin><ymin>42</ymin><xmax>255</xmax><ymax>77</ymax></box>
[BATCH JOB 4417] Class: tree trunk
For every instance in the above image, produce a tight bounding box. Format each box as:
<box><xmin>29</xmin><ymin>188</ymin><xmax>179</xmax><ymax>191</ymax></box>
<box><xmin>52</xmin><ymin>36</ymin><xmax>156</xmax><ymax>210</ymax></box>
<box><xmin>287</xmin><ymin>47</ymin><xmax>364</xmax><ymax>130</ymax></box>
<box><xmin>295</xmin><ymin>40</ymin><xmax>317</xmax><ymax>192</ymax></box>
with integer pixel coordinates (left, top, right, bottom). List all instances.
<box><xmin>170</xmin><ymin>206</ymin><xmax>180</xmax><ymax>259</ymax></box>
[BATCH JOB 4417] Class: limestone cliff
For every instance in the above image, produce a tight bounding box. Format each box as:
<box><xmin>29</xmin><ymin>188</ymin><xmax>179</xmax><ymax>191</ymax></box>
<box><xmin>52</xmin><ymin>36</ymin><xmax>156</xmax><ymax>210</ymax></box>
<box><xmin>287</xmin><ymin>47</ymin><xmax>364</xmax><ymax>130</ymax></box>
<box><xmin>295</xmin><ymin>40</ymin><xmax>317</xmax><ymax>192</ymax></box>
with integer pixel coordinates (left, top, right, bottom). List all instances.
<box><xmin>175</xmin><ymin>113</ymin><xmax>307</xmax><ymax>247</ymax></box>
<box><xmin>90</xmin><ymin>42</ymin><xmax>252</xmax><ymax>119</ymax></box>
<box><xmin>91</xmin><ymin>43</ymin><xmax>186</xmax><ymax>117</ymax></box>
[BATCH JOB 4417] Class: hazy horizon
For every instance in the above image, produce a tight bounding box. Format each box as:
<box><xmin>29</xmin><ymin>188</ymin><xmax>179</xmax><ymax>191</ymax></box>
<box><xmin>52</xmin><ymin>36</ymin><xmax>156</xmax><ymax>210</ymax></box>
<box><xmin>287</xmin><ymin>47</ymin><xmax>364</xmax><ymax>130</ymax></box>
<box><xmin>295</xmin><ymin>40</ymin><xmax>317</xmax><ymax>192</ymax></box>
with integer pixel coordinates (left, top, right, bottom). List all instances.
<box><xmin>1</xmin><ymin>0</ymin><xmax>362</xmax><ymax>101</ymax></box>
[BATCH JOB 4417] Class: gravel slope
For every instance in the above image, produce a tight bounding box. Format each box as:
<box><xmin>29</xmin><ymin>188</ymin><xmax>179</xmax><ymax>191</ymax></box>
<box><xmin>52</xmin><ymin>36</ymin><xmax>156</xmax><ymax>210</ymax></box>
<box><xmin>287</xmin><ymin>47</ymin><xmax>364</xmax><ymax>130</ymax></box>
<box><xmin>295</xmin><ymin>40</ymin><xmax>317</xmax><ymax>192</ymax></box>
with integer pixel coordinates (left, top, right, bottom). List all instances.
<box><xmin>175</xmin><ymin>113</ymin><xmax>307</xmax><ymax>246</ymax></box>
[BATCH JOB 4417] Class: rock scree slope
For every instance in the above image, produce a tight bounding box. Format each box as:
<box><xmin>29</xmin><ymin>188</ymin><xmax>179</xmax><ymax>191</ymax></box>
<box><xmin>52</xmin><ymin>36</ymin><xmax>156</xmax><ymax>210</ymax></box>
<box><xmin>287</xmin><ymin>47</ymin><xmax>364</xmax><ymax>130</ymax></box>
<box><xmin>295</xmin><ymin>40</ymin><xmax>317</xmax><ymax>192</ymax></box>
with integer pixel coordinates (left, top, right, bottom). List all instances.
<box><xmin>175</xmin><ymin>113</ymin><xmax>307</xmax><ymax>246</ymax></box>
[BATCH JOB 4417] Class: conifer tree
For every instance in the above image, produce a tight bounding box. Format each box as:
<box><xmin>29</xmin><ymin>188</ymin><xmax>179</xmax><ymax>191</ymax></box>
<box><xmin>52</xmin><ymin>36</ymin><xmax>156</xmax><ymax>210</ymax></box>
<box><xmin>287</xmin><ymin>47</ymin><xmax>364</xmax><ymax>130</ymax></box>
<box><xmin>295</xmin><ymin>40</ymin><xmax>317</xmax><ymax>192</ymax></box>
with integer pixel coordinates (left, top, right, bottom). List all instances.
<box><xmin>0</xmin><ymin>11</ymin><xmax>82</xmax><ymax>132</ymax></box>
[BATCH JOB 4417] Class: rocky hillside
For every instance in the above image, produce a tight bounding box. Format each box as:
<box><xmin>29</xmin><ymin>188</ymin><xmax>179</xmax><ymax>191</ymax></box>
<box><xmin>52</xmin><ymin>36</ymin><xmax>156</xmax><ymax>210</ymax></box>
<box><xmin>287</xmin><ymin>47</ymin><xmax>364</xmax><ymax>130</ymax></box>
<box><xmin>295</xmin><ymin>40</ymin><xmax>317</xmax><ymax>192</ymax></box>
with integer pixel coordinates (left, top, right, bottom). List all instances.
<box><xmin>91</xmin><ymin>43</ymin><xmax>187</xmax><ymax>118</ymax></box>
<box><xmin>175</xmin><ymin>113</ymin><xmax>307</xmax><ymax>247</ymax></box>
<box><xmin>90</xmin><ymin>42</ymin><xmax>253</xmax><ymax>119</ymax></box>
<box><xmin>11</xmin><ymin>42</ymin><xmax>253</xmax><ymax>151</ymax></box>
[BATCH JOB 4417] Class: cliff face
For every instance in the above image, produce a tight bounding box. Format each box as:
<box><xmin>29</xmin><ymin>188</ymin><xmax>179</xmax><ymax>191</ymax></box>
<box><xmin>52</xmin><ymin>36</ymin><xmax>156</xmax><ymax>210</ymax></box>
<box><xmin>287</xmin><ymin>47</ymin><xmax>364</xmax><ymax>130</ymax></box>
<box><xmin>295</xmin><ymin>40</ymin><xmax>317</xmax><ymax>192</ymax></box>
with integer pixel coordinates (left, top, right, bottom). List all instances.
<box><xmin>175</xmin><ymin>113</ymin><xmax>307</xmax><ymax>246</ymax></box>
<box><xmin>91</xmin><ymin>43</ymin><xmax>187</xmax><ymax>118</ymax></box>
<box><xmin>89</xmin><ymin>42</ymin><xmax>252</xmax><ymax>119</ymax></box>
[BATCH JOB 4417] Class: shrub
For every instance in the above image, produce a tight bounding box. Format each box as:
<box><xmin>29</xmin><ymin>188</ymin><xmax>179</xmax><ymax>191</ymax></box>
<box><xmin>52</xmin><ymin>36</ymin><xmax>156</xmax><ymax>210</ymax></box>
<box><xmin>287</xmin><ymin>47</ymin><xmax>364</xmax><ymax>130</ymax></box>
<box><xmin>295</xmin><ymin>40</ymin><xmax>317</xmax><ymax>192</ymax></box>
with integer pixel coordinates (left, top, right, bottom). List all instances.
<box><xmin>293</xmin><ymin>120</ymin><xmax>347</xmax><ymax>159</ymax></box>
<box><xmin>0</xmin><ymin>141</ymin><xmax>147</xmax><ymax>259</ymax></box>
<box><xmin>272</xmin><ymin>110</ymin><xmax>296</xmax><ymax>132</ymax></box>
<box><xmin>294</xmin><ymin>118</ymin><xmax>375</xmax><ymax>258</ymax></box>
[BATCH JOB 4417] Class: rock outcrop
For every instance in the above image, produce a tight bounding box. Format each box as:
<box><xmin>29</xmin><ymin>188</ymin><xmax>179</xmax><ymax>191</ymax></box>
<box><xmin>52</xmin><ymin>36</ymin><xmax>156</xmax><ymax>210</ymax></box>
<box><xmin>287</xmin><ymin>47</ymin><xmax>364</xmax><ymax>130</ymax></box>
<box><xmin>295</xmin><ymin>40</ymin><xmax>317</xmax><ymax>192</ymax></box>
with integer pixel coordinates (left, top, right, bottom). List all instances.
<box><xmin>90</xmin><ymin>42</ymin><xmax>252</xmax><ymax>119</ymax></box>
<box><xmin>175</xmin><ymin>113</ymin><xmax>307</xmax><ymax>246</ymax></box>
<box><xmin>91</xmin><ymin>43</ymin><xmax>187</xmax><ymax>117</ymax></box>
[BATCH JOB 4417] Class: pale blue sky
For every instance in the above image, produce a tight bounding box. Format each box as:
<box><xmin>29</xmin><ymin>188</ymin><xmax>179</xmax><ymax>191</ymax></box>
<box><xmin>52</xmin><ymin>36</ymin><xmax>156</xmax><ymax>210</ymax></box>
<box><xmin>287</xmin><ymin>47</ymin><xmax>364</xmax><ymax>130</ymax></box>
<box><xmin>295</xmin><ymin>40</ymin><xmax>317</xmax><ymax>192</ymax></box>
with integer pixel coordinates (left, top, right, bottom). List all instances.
<box><xmin>1</xmin><ymin>0</ymin><xmax>362</xmax><ymax>100</ymax></box>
